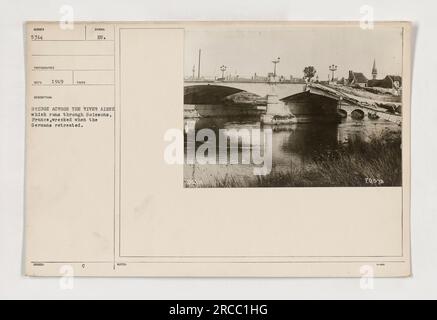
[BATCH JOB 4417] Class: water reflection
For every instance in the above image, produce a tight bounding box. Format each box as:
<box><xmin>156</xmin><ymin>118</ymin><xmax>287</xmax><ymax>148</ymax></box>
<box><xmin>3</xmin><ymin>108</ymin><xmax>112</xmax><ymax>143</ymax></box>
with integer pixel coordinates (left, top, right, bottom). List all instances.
<box><xmin>184</xmin><ymin>114</ymin><xmax>401</xmax><ymax>187</ymax></box>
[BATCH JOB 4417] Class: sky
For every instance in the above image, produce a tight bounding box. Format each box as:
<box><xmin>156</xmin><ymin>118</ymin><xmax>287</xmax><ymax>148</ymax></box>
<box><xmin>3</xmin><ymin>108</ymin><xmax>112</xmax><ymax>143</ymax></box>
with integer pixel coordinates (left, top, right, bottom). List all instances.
<box><xmin>184</xmin><ymin>25</ymin><xmax>404</xmax><ymax>81</ymax></box>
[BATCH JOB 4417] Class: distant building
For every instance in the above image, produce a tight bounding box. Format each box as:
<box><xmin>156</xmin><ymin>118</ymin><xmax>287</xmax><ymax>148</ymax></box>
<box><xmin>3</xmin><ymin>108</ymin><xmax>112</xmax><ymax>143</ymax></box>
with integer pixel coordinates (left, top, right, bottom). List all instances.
<box><xmin>368</xmin><ymin>75</ymin><xmax>403</xmax><ymax>89</ymax></box>
<box><xmin>347</xmin><ymin>71</ymin><xmax>368</xmax><ymax>87</ymax></box>
<box><xmin>250</xmin><ymin>73</ymin><xmax>304</xmax><ymax>83</ymax></box>
<box><xmin>368</xmin><ymin>59</ymin><xmax>402</xmax><ymax>89</ymax></box>
<box><xmin>372</xmin><ymin>60</ymin><xmax>378</xmax><ymax>80</ymax></box>
<box><xmin>253</xmin><ymin>73</ymin><xmax>269</xmax><ymax>81</ymax></box>
<box><xmin>337</xmin><ymin>77</ymin><xmax>346</xmax><ymax>85</ymax></box>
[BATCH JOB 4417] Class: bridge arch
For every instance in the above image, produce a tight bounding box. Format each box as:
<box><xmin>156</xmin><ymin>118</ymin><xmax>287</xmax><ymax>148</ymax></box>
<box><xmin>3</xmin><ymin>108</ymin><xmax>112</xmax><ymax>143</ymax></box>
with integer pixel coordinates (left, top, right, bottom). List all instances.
<box><xmin>184</xmin><ymin>84</ymin><xmax>250</xmax><ymax>105</ymax></box>
<box><xmin>351</xmin><ymin>109</ymin><xmax>365</xmax><ymax>120</ymax></box>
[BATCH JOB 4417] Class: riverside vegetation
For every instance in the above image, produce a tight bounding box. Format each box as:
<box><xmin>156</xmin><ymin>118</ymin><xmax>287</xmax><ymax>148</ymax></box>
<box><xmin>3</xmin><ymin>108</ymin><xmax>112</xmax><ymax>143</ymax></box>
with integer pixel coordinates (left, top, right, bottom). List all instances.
<box><xmin>204</xmin><ymin>128</ymin><xmax>402</xmax><ymax>188</ymax></box>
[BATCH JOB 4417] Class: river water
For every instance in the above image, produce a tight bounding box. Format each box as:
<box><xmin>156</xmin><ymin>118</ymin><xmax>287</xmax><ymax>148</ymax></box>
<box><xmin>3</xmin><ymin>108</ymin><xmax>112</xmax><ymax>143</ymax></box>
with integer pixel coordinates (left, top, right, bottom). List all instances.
<box><xmin>184</xmin><ymin>113</ymin><xmax>401</xmax><ymax>188</ymax></box>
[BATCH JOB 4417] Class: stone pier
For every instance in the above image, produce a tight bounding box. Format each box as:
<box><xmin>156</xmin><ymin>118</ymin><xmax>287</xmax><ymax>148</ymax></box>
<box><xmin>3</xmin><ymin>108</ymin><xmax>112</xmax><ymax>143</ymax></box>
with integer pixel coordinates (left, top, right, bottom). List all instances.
<box><xmin>261</xmin><ymin>84</ymin><xmax>296</xmax><ymax>125</ymax></box>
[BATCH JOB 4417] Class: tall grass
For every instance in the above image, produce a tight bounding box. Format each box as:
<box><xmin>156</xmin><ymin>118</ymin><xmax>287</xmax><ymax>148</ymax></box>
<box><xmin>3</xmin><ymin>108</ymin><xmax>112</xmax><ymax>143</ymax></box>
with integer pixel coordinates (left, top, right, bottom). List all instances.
<box><xmin>206</xmin><ymin>129</ymin><xmax>402</xmax><ymax>188</ymax></box>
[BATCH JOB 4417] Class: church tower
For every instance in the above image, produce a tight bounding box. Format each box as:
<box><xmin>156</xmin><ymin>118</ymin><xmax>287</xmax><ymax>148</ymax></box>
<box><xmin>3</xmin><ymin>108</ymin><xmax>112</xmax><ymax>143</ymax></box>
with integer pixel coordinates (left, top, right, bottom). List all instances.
<box><xmin>372</xmin><ymin>59</ymin><xmax>378</xmax><ymax>80</ymax></box>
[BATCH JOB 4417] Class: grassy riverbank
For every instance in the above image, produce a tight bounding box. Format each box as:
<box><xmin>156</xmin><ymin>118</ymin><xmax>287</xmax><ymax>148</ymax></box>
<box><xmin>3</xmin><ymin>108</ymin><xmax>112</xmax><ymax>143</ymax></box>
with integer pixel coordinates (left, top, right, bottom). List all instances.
<box><xmin>206</xmin><ymin>129</ymin><xmax>402</xmax><ymax>188</ymax></box>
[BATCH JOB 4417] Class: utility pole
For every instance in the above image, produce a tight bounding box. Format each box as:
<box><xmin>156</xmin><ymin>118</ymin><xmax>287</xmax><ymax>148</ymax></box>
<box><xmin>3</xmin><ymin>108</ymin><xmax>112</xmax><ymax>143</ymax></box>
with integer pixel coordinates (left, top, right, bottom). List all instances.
<box><xmin>192</xmin><ymin>65</ymin><xmax>196</xmax><ymax>79</ymax></box>
<box><xmin>197</xmin><ymin>49</ymin><xmax>201</xmax><ymax>79</ymax></box>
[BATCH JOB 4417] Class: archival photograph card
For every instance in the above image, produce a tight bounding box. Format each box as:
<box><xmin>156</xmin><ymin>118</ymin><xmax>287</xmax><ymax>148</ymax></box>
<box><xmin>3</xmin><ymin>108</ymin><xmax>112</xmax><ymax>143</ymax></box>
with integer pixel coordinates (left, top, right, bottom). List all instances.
<box><xmin>24</xmin><ymin>21</ymin><xmax>411</xmax><ymax>277</ymax></box>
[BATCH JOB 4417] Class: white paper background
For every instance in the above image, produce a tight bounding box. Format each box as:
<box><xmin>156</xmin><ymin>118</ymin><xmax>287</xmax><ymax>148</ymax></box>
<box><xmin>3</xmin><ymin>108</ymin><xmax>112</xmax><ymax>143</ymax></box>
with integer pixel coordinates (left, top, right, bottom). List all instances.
<box><xmin>0</xmin><ymin>0</ymin><xmax>435</xmax><ymax>299</ymax></box>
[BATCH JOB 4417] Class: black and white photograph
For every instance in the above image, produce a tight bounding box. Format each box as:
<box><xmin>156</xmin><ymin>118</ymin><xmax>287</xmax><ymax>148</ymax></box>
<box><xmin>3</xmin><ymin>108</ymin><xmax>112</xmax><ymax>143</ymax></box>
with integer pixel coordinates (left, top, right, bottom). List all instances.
<box><xmin>184</xmin><ymin>26</ymin><xmax>404</xmax><ymax>188</ymax></box>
